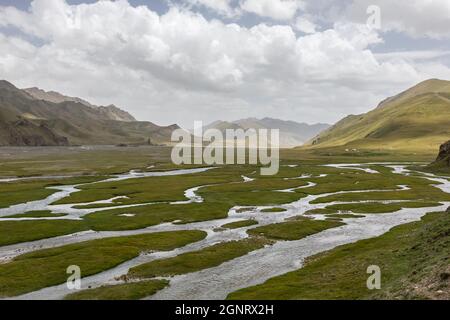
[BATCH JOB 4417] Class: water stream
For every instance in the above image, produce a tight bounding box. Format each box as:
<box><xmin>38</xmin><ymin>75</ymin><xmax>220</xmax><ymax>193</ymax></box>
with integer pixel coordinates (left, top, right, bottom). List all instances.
<box><xmin>2</xmin><ymin>163</ymin><xmax>449</xmax><ymax>300</ymax></box>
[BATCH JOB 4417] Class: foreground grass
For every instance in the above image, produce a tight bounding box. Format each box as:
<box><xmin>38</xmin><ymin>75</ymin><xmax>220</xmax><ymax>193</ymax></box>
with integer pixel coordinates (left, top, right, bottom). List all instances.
<box><xmin>247</xmin><ymin>218</ymin><xmax>345</xmax><ymax>241</ymax></box>
<box><xmin>326</xmin><ymin>201</ymin><xmax>442</xmax><ymax>214</ymax></box>
<box><xmin>2</xmin><ymin>211</ymin><xmax>67</xmax><ymax>219</ymax></box>
<box><xmin>0</xmin><ymin>230</ymin><xmax>206</xmax><ymax>297</ymax></box>
<box><xmin>228</xmin><ymin>212</ymin><xmax>450</xmax><ymax>300</ymax></box>
<box><xmin>0</xmin><ymin>220</ymin><xmax>88</xmax><ymax>247</ymax></box>
<box><xmin>0</xmin><ymin>176</ymin><xmax>108</xmax><ymax>209</ymax></box>
<box><xmin>53</xmin><ymin>166</ymin><xmax>248</xmax><ymax>206</ymax></box>
<box><xmin>129</xmin><ymin>238</ymin><xmax>271</xmax><ymax>279</ymax></box>
<box><xmin>260</xmin><ymin>208</ymin><xmax>287</xmax><ymax>213</ymax></box>
<box><xmin>221</xmin><ymin>220</ymin><xmax>258</xmax><ymax>229</ymax></box>
<box><xmin>0</xmin><ymin>181</ymin><xmax>55</xmax><ymax>209</ymax></box>
<box><xmin>84</xmin><ymin>202</ymin><xmax>233</xmax><ymax>231</ymax></box>
<box><xmin>326</xmin><ymin>213</ymin><xmax>365</xmax><ymax>219</ymax></box>
<box><xmin>65</xmin><ymin>280</ymin><xmax>169</xmax><ymax>300</ymax></box>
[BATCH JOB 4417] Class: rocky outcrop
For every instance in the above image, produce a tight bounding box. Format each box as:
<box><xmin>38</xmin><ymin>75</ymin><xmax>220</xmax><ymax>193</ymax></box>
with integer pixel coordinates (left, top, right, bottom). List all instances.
<box><xmin>97</xmin><ymin>104</ymin><xmax>136</xmax><ymax>122</ymax></box>
<box><xmin>0</xmin><ymin>80</ymin><xmax>175</xmax><ymax>146</ymax></box>
<box><xmin>436</xmin><ymin>140</ymin><xmax>450</xmax><ymax>164</ymax></box>
<box><xmin>24</xmin><ymin>87</ymin><xmax>136</xmax><ymax>122</ymax></box>
<box><xmin>0</xmin><ymin>118</ymin><xmax>69</xmax><ymax>146</ymax></box>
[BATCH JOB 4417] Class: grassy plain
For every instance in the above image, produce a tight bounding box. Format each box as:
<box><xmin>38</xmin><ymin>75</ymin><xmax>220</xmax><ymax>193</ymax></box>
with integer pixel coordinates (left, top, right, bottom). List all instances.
<box><xmin>0</xmin><ymin>146</ymin><xmax>448</xmax><ymax>300</ymax></box>
<box><xmin>228</xmin><ymin>212</ymin><xmax>450</xmax><ymax>300</ymax></box>
<box><xmin>247</xmin><ymin>219</ymin><xmax>345</xmax><ymax>241</ymax></box>
<box><xmin>0</xmin><ymin>230</ymin><xmax>206</xmax><ymax>297</ymax></box>
<box><xmin>65</xmin><ymin>280</ymin><xmax>169</xmax><ymax>300</ymax></box>
<box><xmin>129</xmin><ymin>238</ymin><xmax>271</xmax><ymax>279</ymax></box>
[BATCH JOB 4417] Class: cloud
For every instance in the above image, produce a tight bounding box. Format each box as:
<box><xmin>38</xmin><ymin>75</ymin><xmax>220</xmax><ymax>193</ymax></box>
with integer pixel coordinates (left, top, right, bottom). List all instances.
<box><xmin>294</xmin><ymin>16</ymin><xmax>318</xmax><ymax>33</ymax></box>
<box><xmin>344</xmin><ymin>0</ymin><xmax>450</xmax><ymax>39</ymax></box>
<box><xmin>240</xmin><ymin>0</ymin><xmax>305</xmax><ymax>21</ymax></box>
<box><xmin>0</xmin><ymin>0</ymin><xmax>447</xmax><ymax>128</ymax></box>
<box><xmin>182</xmin><ymin>0</ymin><xmax>239</xmax><ymax>17</ymax></box>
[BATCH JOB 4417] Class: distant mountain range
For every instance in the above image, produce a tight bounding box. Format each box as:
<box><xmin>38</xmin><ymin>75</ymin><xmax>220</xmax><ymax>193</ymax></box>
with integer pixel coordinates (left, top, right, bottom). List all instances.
<box><xmin>0</xmin><ymin>80</ymin><xmax>179</xmax><ymax>146</ymax></box>
<box><xmin>203</xmin><ymin>118</ymin><xmax>330</xmax><ymax>148</ymax></box>
<box><xmin>3</xmin><ymin>78</ymin><xmax>448</xmax><ymax>151</ymax></box>
<box><xmin>23</xmin><ymin>87</ymin><xmax>136</xmax><ymax>122</ymax></box>
<box><xmin>305</xmin><ymin>79</ymin><xmax>450</xmax><ymax>153</ymax></box>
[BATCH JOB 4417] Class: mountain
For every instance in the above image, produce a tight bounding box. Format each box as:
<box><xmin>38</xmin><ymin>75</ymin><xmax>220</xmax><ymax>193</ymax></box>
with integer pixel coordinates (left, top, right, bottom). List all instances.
<box><xmin>0</xmin><ymin>80</ymin><xmax>178</xmax><ymax>146</ymax></box>
<box><xmin>203</xmin><ymin>118</ymin><xmax>330</xmax><ymax>148</ymax></box>
<box><xmin>24</xmin><ymin>87</ymin><xmax>136</xmax><ymax>122</ymax></box>
<box><xmin>306</xmin><ymin>79</ymin><xmax>450</xmax><ymax>152</ymax></box>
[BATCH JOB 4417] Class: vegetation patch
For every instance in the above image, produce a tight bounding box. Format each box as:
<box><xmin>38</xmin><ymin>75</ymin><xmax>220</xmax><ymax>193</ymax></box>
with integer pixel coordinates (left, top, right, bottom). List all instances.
<box><xmin>84</xmin><ymin>202</ymin><xmax>233</xmax><ymax>231</ymax></box>
<box><xmin>0</xmin><ymin>220</ymin><xmax>88</xmax><ymax>247</ymax></box>
<box><xmin>228</xmin><ymin>212</ymin><xmax>450</xmax><ymax>300</ymax></box>
<box><xmin>247</xmin><ymin>219</ymin><xmax>345</xmax><ymax>241</ymax></box>
<box><xmin>2</xmin><ymin>211</ymin><xmax>67</xmax><ymax>219</ymax></box>
<box><xmin>0</xmin><ymin>230</ymin><xmax>206</xmax><ymax>297</ymax></box>
<box><xmin>221</xmin><ymin>220</ymin><xmax>258</xmax><ymax>229</ymax></box>
<box><xmin>53</xmin><ymin>167</ymin><xmax>248</xmax><ymax>206</ymax></box>
<box><xmin>129</xmin><ymin>237</ymin><xmax>270</xmax><ymax>279</ymax></box>
<box><xmin>64</xmin><ymin>280</ymin><xmax>169</xmax><ymax>300</ymax></box>
<box><xmin>326</xmin><ymin>201</ymin><xmax>442</xmax><ymax>214</ymax></box>
<box><xmin>260</xmin><ymin>208</ymin><xmax>287</xmax><ymax>213</ymax></box>
<box><xmin>325</xmin><ymin>213</ymin><xmax>365</xmax><ymax>219</ymax></box>
<box><xmin>0</xmin><ymin>176</ymin><xmax>108</xmax><ymax>209</ymax></box>
<box><xmin>304</xmin><ymin>208</ymin><xmax>337</xmax><ymax>215</ymax></box>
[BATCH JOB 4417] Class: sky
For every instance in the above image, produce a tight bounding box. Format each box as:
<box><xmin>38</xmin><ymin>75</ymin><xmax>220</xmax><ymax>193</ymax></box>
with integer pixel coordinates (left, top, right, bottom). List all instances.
<box><xmin>0</xmin><ymin>0</ymin><xmax>449</xmax><ymax>128</ymax></box>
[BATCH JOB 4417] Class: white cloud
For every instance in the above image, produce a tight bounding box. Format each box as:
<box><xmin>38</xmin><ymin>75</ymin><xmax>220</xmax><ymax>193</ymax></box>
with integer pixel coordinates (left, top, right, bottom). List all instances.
<box><xmin>183</xmin><ymin>0</ymin><xmax>238</xmax><ymax>17</ymax></box>
<box><xmin>345</xmin><ymin>0</ymin><xmax>450</xmax><ymax>39</ymax></box>
<box><xmin>0</xmin><ymin>0</ymin><xmax>447</xmax><ymax>128</ymax></box>
<box><xmin>294</xmin><ymin>16</ymin><xmax>318</xmax><ymax>33</ymax></box>
<box><xmin>240</xmin><ymin>0</ymin><xmax>305</xmax><ymax>21</ymax></box>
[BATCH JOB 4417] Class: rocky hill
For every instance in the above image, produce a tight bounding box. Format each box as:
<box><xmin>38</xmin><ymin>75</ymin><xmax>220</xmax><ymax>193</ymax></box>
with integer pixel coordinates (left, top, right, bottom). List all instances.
<box><xmin>23</xmin><ymin>87</ymin><xmax>136</xmax><ymax>122</ymax></box>
<box><xmin>0</xmin><ymin>80</ymin><xmax>177</xmax><ymax>146</ymax></box>
<box><xmin>203</xmin><ymin>118</ymin><xmax>329</xmax><ymax>148</ymax></box>
<box><xmin>436</xmin><ymin>140</ymin><xmax>450</xmax><ymax>165</ymax></box>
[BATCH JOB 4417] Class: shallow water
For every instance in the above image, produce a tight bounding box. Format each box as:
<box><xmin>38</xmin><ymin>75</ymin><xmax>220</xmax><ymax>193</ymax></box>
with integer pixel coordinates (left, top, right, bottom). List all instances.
<box><xmin>150</xmin><ymin>205</ymin><xmax>447</xmax><ymax>300</ymax></box>
<box><xmin>0</xmin><ymin>167</ymin><xmax>214</xmax><ymax>218</ymax></box>
<box><xmin>3</xmin><ymin>164</ymin><xmax>450</xmax><ymax>300</ymax></box>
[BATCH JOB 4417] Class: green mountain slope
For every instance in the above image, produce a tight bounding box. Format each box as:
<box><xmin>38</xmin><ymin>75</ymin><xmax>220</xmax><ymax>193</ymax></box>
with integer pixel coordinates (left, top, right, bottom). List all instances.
<box><xmin>306</xmin><ymin>79</ymin><xmax>450</xmax><ymax>152</ymax></box>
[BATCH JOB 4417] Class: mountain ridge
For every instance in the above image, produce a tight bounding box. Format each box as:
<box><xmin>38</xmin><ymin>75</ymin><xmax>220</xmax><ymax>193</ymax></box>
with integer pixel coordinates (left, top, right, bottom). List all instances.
<box><xmin>305</xmin><ymin>79</ymin><xmax>450</xmax><ymax>152</ymax></box>
<box><xmin>0</xmin><ymin>80</ymin><xmax>178</xmax><ymax>146</ymax></box>
<box><xmin>23</xmin><ymin>87</ymin><xmax>136</xmax><ymax>122</ymax></box>
<box><xmin>203</xmin><ymin>118</ymin><xmax>330</xmax><ymax>148</ymax></box>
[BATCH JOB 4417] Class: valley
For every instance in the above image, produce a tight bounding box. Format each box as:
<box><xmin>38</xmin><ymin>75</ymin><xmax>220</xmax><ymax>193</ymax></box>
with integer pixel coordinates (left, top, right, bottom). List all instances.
<box><xmin>0</xmin><ymin>146</ymin><xmax>448</xmax><ymax>300</ymax></box>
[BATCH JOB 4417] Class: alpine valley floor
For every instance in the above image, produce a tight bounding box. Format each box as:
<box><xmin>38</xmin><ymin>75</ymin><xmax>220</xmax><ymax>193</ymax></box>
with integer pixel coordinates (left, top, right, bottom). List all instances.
<box><xmin>0</xmin><ymin>146</ymin><xmax>448</xmax><ymax>300</ymax></box>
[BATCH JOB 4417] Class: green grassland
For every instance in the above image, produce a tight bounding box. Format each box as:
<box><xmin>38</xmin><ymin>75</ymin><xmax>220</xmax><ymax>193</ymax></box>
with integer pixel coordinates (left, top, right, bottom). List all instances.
<box><xmin>0</xmin><ymin>146</ymin><xmax>448</xmax><ymax>300</ymax></box>
<box><xmin>65</xmin><ymin>280</ymin><xmax>169</xmax><ymax>300</ymax></box>
<box><xmin>260</xmin><ymin>208</ymin><xmax>287</xmax><ymax>213</ymax></box>
<box><xmin>0</xmin><ymin>146</ymin><xmax>172</xmax><ymax>177</ymax></box>
<box><xmin>0</xmin><ymin>220</ymin><xmax>88</xmax><ymax>247</ymax></box>
<box><xmin>83</xmin><ymin>202</ymin><xmax>233</xmax><ymax>231</ymax></box>
<box><xmin>0</xmin><ymin>176</ymin><xmax>109</xmax><ymax>209</ymax></box>
<box><xmin>125</xmin><ymin>218</ymin><xmax>346</xmax><ymax>296</ymax></box>
<box><xmin>247</xmin><ymin>219</ymin><xmax>345</xmax><ymax>241</ymax></box>
<box><xmin>53</xmin><ymin>166</ymin><xmax>248</xmax><ymax>206</ymax></box>
<box><xmin>1</xmin><ymin>210</ymin><xmax>67</xmax><ymax>219</ymax></box>
<box><xmin>0</xmin><ymin>230</ymin><xmax>206</xmax><ymax>297</ymax></box>
<box><xmin>325</xmin><ymin>202</ymin><xmax>442</xmax><ymax>214</ymax></box>
<box><xmin>129</xmin><ymin>238</ymin><xmax>271</xmax><ymax>279</ymax></box>
<box><xmin>325</xmin><ymin>213</ymin><xmax>365</xmax><ymax>219</ymax></box>
<box><xmin>221</xmin><ymin>220</ymin><xmax>258</xmax><ymax>229</ymax></box>
<box><xmin>228</xmin><ymin>211</ymin><xmax>450</xmax><ymax>300</ymax></box>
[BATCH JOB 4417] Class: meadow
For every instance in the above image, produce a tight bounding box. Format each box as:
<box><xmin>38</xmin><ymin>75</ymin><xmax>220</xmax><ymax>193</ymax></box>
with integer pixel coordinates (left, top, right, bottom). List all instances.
<box><xmin>0</xmin><ymin>146</ymin><xmax>448</xmax><ymax>299</ymax></box>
